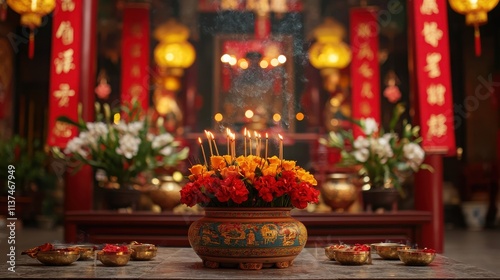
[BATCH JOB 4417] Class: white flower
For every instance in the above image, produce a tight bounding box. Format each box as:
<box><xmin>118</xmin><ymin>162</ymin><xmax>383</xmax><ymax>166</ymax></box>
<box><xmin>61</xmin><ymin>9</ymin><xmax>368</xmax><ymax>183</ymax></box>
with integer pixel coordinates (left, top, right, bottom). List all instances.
<box><xmin>362</xmin><ymin>118</ymin><xmax>379</xmax><ymax>135</ymax></box>
<box><xmin>371</xmin><ymin>137</ymin><xmax>393</xmax><ymax>163</ymax></box>
<box><xmin>127</xmin><ymin>121</ymin><xmax>144</xmax><ymax>136</ymax></box>
<box><xmin>86</xmin><ymin>122</ymin><xmax>108</xmax><ymax>137</ymax></box>
<box><xmin>352</xmin><ymin>148</ymin><xmax>369</xmax><ymax>162</ymax></box>
<box><xmin>152</xmin><ymin>133</ymin><xmax>174</xmax><ymax>149</ymax></box>
<box><xmin>159</xmin><ymin>146</ymin><xmax>173</xmax><ymax>156</ymax></box>
<box><xmin>403</xmin><ymin>142</ymin><xmax>425</xmax><ymax>171</ymax></box>
<box><xmin>353</xmin><ymin>136</ymin><xmax>369</xmax><ymax>149</ymax></box>
<box><xmin>115</xmin><ymin>134</ymin><xmax>141</xmax><ymax>159</ymax></box>
<box><xmin>64</xmin><ymin>136</ymin><xmax>88</xmax><ymax>158</ymax></box>
<box><xmin>115</xmin><ymin>121</ymin><xmax>129</xmax><ymax>133</ymax></box>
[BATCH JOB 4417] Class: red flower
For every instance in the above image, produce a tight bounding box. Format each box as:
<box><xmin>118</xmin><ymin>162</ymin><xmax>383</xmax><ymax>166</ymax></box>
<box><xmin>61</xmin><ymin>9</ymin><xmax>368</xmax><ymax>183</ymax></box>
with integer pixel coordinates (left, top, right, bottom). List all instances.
<box><xmin>221</xmin><ymin>176</ymin><xmax>249</xmax><ymax>204</ymax></box>
<box><xmin>289</xmin><ymin>182</ymin><xmax>320</xmax><ymax>209</ymax></box>
<box><xmin>180</xmin><ymin>181</ymin><xmax>210</xmax><ymax>207</ymax></box>
<box><xmin>254</xmin><ymin>175</ymin><xmax>277</xmax><ymax>202</ymax></box>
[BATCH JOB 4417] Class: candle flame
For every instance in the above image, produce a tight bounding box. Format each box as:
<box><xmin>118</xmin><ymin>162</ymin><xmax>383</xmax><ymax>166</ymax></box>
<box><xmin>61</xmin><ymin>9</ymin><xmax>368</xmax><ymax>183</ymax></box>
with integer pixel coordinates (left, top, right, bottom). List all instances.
<box><xmin>198</xmin><ymin>137</ymin><xmax>202</xmax><ymax>144</ymax></box>
<box><xmin>266</xmin><ymin>133</ymin><xmax>268</xmax><ymax>139</ymax></box>
<box><xmin>278</xmin><ymin>134</ymin><xmax>283</xmax><ymax>140</ymax></box>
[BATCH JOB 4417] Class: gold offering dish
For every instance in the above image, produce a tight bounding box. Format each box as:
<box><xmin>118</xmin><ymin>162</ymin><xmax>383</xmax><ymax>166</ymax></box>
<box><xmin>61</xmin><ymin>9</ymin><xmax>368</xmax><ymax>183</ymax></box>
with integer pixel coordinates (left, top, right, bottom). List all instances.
<box><xmin>335</xmin><ymin>249</ymin><xmax>370</xmax><ymax>265</ymax></box>
<box><xmin>73</xmin><ymin>245</ymin><xmax>96</xmax><ymax>261</ymax></box>
<box><xmin>324</xmin><ymin>244</ymin><xmax>350</xmax><ymax>261</ymax></box>
<box><xmin>97</xmin><ymin>251</ymin><xmax>131</xmax><ymax>266</ymax></box>
<box><xmin>398</xmin><ymin>249</ymin><xmax>436</xmax><ymax>266</ymax></box>
<box><xmin>374</xmin><ymin>243</ymin><xmax>410</xmax><ymax>260</ymax></box>
<box><xmin>129</xmin><ymin>243</ymin><xmax>157</xmax><ymax>261</ymax></box>
<box><xmin>35</xmin><ymin>250</ymin><xmax>80</xmax><ymax>266</ymax></box>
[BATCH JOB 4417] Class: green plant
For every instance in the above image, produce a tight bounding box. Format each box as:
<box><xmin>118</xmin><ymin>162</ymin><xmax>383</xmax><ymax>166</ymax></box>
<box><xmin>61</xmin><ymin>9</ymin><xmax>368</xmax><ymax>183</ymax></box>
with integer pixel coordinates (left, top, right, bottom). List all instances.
<box><xmin>319</xmin><ymin>103</ymin><xmax>432</xmax><ymax>196</ymax></box>
<box><xmin>0</xmin><ymin>136</ymin><xmax>57</xmax><ymax>195</ymax></box>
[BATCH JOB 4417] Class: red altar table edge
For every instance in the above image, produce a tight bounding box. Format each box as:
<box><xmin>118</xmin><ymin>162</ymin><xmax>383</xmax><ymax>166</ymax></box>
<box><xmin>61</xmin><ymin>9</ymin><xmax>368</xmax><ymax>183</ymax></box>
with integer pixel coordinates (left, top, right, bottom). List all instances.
<box><xmin>64</xmin><ymin>210</ymin><xmax>432</xmax><ymax>248</ymax></box>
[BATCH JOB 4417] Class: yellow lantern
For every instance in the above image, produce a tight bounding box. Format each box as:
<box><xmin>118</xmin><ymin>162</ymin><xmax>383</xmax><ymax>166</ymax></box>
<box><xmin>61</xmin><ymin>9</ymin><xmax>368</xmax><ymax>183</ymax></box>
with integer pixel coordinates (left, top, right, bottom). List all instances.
<box><xmin>153</xmin><ymin>19</ymin><xmax>196</xmax><ymax>75</ymax></box>
<box><xmin>6</xmin><ymin>0</ymin><xmax>56</xmax><ymax>58</ymax></box>
<box><xmin>308</xmin><ymin>18</ymin><xmax>352</xmax><ymax>70</ymax></box>
<box><xmin>449</xmin><ymin>0</ymin><xmax>499</xmax><ymax>56</ymax></box>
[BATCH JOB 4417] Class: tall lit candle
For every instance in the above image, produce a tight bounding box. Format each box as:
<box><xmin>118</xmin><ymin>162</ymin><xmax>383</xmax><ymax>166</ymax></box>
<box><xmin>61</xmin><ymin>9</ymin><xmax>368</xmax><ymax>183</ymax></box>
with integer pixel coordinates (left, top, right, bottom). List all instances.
<box><xmin>231</xmin><ymin>133</ymin><xmax>236</xmax><ymax>159</ymax></box>
<box><xmin>210</xmin><ymin>132</ymin><xmax>219</xmax><ymax>156</ymax></box>
<box><xmin>278</xmin><ymin>134</ymin><xmax>283</xmax><ymax>161</ymax></box>
<box><xmin>265</xmin><ymin>133</ymin><xmax>268</xmax><ymax>159</ymax></box>
<box><xmin>248</xmin><ymin>130</ymin><xmax>252</xmax><ymax>156</ymax></box>
<box><xmin>198</xmin><ymin>137</ymin><xmax>208</xmax><ymax>167</ymax></box>
<box><xmin>244</xmin><ymin>127</ymin><xmax>247</xmax><ymax>157</ymax></box>
<box><xmin>254</xmin><ymin>131</ymin><xmax>259</xmax><ymax>157</ymax></box>
<box><xmin>226</xmin><ymin>128</ymin><xmax>230</xmax><ymax>156</ymax></box>
<box><xmin>204</xmin><ymin>130</ymin><xmax>213</xmax><ymax>156</ymax></box>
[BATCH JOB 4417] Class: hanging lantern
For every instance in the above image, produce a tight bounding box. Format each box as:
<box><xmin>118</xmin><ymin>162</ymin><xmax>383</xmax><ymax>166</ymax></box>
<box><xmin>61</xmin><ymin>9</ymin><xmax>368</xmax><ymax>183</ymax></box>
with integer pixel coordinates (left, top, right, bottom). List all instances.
<box><xmin>449</xmin><ymin>0</ymin><xmax>499</xmax><ymax>56</ymax></box>
<box><xmin>6</xmin><ymin>0</ymin><xmax>56</xmax><ymax>58</ymax></box>
<box><xmin>308</xmin><ymin>18</ymin><xmax>352</xmax><ymax>92</ymax></box>
<box><xmin>153</xmin><ymin>19</ymin><xmax>196</xmax><ymax>76</ymax></box>
<box><xmin>308</xmin><ymin>18</ymin><xmax>352</xmax><ymax>70</ymax></box>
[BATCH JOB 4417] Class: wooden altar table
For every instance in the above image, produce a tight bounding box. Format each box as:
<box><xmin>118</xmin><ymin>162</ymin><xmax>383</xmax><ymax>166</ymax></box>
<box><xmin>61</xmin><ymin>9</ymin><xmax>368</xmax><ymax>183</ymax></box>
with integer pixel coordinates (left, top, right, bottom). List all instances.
<box><xmin>64</xmin><ymin>211</ymin><xmax>432</xmax><ymax>248</ymax></box>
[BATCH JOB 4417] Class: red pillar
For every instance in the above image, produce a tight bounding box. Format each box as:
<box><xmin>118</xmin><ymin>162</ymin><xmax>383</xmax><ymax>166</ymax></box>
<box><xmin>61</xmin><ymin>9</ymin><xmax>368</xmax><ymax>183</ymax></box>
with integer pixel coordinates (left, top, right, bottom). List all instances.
<box><xmin>414</xmin><ymin>154</ymin><xmax>443</xmax><ymax>253</ymax></box>
<box><xmin>64</xmin><ymin>0</ymin><xmax>97</xmax><ymax>242</ymax></box>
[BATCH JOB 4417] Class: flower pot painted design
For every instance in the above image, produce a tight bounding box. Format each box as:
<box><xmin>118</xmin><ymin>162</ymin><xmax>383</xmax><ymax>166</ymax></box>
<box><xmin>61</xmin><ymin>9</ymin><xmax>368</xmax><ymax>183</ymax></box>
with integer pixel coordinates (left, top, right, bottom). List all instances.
<box><xmin>188</xmin><ymin>208</ymin><xmax>307</xmax><ymax>270</ymax></box>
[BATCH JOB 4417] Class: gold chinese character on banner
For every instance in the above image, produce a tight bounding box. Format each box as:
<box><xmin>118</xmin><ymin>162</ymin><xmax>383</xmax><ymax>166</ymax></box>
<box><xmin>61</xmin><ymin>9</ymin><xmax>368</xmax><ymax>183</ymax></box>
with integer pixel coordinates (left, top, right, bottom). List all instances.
<box><xmin>427</xmin><ymin>114</ymin><xmax>447</xmax><ymax>138</ymax></box>
<box><xmin>53</xmin><ymin>83</ymin><xmax>75</xmax><ymax>107</ymax></box>
<box><xmin>424</xmin><ymin>52</ymin><xmax>441</xmax><ymax>78</ymax></box>
<box><xmin>61</xmin><ymin>0</ymin><xmax>75</xmax><ymax>12</ymax></box>
<box><xmin>358</xmin><ymin>62</ymin><xmax>373</xmax><ymax>78</ymax></box>
<box><xmin>131</xmin><ymin>64</ymin><xmax>141</xmax><ymax>78</ymax></box>
<box><xmin>357</xmin><ymin>42</ymin><xmax>374</xmax><ymax>60</ymax></box>
<box><xmin>56</xmin><ymin>21</ymin><xmax>74</xmax><ymax>45</ymax></box>
<box><xmin>360</xmin><ymin>101</ymin><xmax>371</xmax><ymax>116</ymax></box>
<box><xmin>420</xmin><ymin>0</ymin><xmax>439</xmax><ymax>15</ymax></box>
<box><xmin>361</xmin><ymin>82</ymin><xmax>374</xmax><ymax>98</ymax></box>
<box><xmin>129</xmin><ymin>84</ymin><xmax>143</xmax><ymax>98</ymax></box>
<box><xmin>427</xmin><ymin>83</ymin><xmax>446</xmax><ymax>105</ymax></box>
<box><xmin>422</xmin><ymin>22</ymin><xmax>443</xmax><ymax>47</ymax></box>
<box><xmin>357</xmin><ymin>23</ymin><xmax>373</xmax><ymax>38</ymax></box>
<box><xmin>131</xmin><ymin>23</ymin><xmax>142</xmax><ymax>37</ymax></box>
<box><xmin>130</xmin><ymin>44</ymin><xmax>141</xmax><ymax>58</ymax></box>
<box><xmin>53</xmin><ymin>121</ymin><xmax>73</xmax><ymax>138</ymax></box>
<box><xmin>54</xmin><ymin>49</ymin><xmax>75</xmax><ymax>74</ymax></box>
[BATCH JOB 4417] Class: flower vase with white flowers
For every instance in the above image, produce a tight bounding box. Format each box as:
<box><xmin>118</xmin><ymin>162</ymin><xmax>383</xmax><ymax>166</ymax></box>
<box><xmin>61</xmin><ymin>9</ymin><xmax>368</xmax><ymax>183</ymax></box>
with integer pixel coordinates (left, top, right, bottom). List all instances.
<box><xmin>55</xmin><ymin>102</ymin><xmax>189</xmax><ymax>188</ymax></box>
<box><xmin>319</xmin><ymin>103</ymin><xmax>432</xmax><ymax>196</ymax></box>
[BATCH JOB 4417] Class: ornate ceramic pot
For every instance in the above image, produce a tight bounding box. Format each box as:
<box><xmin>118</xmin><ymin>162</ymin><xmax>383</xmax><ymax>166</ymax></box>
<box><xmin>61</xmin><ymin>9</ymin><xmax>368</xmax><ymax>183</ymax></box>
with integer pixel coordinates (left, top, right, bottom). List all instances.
<box><xmin>188</xmin><ymin>207</ymin><xmax>307</xmax><ymax>270</ymax></box>
<box><xmin>321</xmin><ymin>173</ymin><xmax>358</xmax><ymax>212</ymax></box>
<box><xmin>149</xmin><ymin>175</ymin><xmax>182</xmax><ymax>211</ymax></box>
<box><xmin>362</xmin><ymin>187</ymin><xmax>399</xmax><ymax>212</ymax></box>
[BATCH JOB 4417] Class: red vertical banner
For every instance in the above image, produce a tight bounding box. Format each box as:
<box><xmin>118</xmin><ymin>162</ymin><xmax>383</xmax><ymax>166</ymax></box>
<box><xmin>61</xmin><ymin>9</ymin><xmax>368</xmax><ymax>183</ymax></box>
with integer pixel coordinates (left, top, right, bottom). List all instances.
<box><xmin>47</xmin><ymin>0</ymin><xmax>82</xmax><ymax>148</ymax></box>
<box><xmin>121</xmin><ymin>3</ymin><xmax>150</xmax><ymax>112</ymax></box>
<box><xmin>410</xmin><ymin>0</ymin><xmax>456</xmax><ymax>154</ymax></box>
<box><xmin>350</xmin><ymin>7</ymin><xmax>380</xmax><ymax>137</ymax></box>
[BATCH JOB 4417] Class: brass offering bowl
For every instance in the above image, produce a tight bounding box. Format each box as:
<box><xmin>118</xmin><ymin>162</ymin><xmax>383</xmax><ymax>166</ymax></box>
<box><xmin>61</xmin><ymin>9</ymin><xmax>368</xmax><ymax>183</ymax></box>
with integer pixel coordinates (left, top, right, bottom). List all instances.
<box><xmin>375</xmin><ymin>243</ymin><xmax>410</xmax><ymax>260</ymax></box>
<box><xmin>334</xmin><ymin>249</ymin><xmax>370</xmax><ymax>265</ymax></box>
<box><xmin>129</xmin><ymin>244</ymin><xmax>157</xmax><ymax>261</ymax></box>
<box><xmin>398</xmin><ymin>249</ymin><xmax>436</xmax><ymax>266</ymax></box>
<box><xmin>324</xmin><ymin>244</ymin><xmax>350</xmax><ymax>261</ymax></box>
<box><xmin>36</xmin><ymin>250</ymin><xmax>80</xmax><ymax>266</ymax></box>
<box><xmin>97</xmin><ymin>251</ymin><xmax>131</xmax><ymax>266</ymax></box>
<box><xmin>74</xmin><ymin>245</ymin><xmax>95</xmax><ymax>261</ymax></box>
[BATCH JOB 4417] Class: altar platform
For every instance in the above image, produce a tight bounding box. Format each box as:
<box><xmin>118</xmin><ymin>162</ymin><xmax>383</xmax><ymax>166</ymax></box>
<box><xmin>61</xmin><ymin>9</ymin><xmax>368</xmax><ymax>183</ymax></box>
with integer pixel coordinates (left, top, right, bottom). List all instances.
<box><xmin>1</xmin><ymin>247</ymin><xmax>498</xmax><ymax>279</ymax></box>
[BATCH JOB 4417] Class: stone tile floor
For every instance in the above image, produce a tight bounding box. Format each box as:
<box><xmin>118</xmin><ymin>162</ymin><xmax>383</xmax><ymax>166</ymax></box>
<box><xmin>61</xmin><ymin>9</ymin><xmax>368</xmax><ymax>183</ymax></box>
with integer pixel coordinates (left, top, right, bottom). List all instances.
<box><xmin>1</xmin><ymin>224</ymin><xmax>499</xmax><ymax>275</ymax></box>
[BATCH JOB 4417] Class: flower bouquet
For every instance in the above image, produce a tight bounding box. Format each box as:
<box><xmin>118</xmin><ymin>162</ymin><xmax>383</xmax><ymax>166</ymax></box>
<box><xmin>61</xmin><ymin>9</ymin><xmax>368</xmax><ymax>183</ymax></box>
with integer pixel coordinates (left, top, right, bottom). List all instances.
<box><xmin>182</xmin><ymin>132</ymin><xmax>319</xmax><ymax>270</ymax></box>
<box><xmin>180</xmin><ymin>154</ymin><xmax>319</xmax><ymax>209</ymax></box>
<box><xmin>55</xmin><ymin>102</ymin><xmax>189</xmax><ymax>188</ymax></box>
<box><xmin>319</xmin><ymin>103</ymin><xmax>431</xmax><ymax>196</ymax></box>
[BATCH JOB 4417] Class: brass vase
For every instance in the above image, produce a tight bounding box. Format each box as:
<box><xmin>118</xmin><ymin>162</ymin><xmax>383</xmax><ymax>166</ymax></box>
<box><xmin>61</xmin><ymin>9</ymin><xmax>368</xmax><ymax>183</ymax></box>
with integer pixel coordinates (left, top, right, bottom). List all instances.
<box><xmin>188</xmin><ymin>207</ymin><xmax>307</xmax><ymax>270</ymax></box>
<box><xmin>150</xmin><ymin>175</ymin><xmax>182</xmax><ymax>211</ymax></box>
<box><xmin>320</xmin><ymin>173</ymin><xmax>358</xmax><ymax>212</ymax></box>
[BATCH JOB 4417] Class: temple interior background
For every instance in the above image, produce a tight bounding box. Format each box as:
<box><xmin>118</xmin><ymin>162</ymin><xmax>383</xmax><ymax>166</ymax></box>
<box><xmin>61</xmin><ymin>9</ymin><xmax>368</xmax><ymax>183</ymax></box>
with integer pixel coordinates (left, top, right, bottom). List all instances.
<box><xmin>0</xmin><ymin>0</ymin><xmax>499</xmax><ymax>269</ymax></box>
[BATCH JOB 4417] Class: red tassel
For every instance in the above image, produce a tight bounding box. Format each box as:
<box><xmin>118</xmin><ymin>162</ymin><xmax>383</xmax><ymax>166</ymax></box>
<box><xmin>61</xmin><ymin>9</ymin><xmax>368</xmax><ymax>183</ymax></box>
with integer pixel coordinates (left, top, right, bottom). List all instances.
<box><xmin>474</xmin><ymin>25</ymin><xmax>481</xmax><ymax>57</ymax></box>
<box><xmin>29</xmin><ymin>30</ymin><xmax>34</xmax><ymax>59</ymax></box>
<box><xmin>0</xmin><ymin>6</ymin><xmax>6</xmax><ymax>22</ymax></box>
